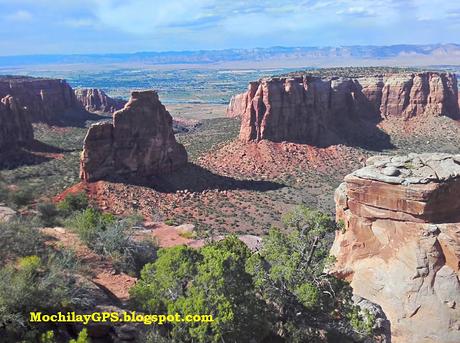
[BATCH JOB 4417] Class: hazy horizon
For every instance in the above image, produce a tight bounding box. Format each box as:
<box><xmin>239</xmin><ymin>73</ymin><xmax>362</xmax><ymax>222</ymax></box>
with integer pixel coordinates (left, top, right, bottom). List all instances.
<box><xmin>0</xmin><ymin>43</ymin><xmax>460</xmax><ymax>58</ymax></box>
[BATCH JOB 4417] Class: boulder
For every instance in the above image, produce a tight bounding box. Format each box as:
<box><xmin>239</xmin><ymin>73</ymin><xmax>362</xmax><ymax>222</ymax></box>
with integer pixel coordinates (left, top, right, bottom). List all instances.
<box><xmin>80</xmin><ymin>90</ymin><xmax>187</xmax><ymax>182</ymax></box>
<box><xmin>0</xmin><ymin>205</ymin><xmax>16</xmax><ymax>222</ymax></box>
<box><xmin>330</xmin><ymin>153</ymin><xmax>460</xmax><ymax>343</ymax></box>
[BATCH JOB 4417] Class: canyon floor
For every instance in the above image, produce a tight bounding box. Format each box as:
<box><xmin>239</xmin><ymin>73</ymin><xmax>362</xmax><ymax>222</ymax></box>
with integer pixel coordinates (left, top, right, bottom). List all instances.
<box><xmin>3</xmin><ymin>105</ymin><xmax>460</xmax><ymax>237</ymax></box>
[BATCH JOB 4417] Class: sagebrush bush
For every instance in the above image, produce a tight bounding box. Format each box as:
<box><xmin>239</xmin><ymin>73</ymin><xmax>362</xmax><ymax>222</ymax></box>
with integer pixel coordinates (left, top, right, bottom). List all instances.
<box><xmin>57</xmin><ymin>192</ymin><xmax>89</xmax><ymax>216</ymax></box>
<box><xmin>66</xmin><ymin>209</ymin><xmax>154</xmax><ymax>275</ymax></box>
<box><xmin>0</xmin><ymin>183</ymin><xmax>9</xmax><ymax>203</ymax></box>
<box><xmin>0</xmin><ymin>219</ymin><xmax>46</xmax><ymax>266</ymax></box>
<box><xmin>66</xmin><ymin>208</ymin><xmax>116</xmax><ymax>245</ymax></box>
<box><xmin>37</xmin><ymin>201</ymin><xmax>59</xmax><ymax>226</ymax></box>
<box><xmin>92</xmin><ymin>215</ymin><xmax>156</xmax><ymax>275</ymax></box>
<box><xmin>0</xmin><ymin>252</ymin><xmax>93</xmax><ymax>341</ymax></box>
<box><xmin>9</xmin><ymin>186</ymin><xmax>35</xmax><ymax>208</ymax></box>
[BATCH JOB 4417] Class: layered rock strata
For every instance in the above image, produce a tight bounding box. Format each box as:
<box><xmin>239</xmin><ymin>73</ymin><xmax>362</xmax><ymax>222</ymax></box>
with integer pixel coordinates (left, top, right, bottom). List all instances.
<box><xmin>0</xmin><ymin>95</ymin><xmax>34</xmax><ymax>151</ymax></box>
<box><xmin>228</xmin><ymin>72</ymin><xmax>459</xmax><ymax>144</ymax></box>
<box><xmin>330</xmin><ymin>153</ymin><xmax>460</xmax><ymax>343</ymax></box>
<box><xmin>75</xmin><ymin>88</ymin><xmax>126</xmax><ymax>114</ymax></box>
<box><xmin>0</xmin><ymin>76</ymin><xmax>80</xmax><ymax>122</ymax></box>
<box><xmin>80</xmin><ymin>91</ymin><xmax>187</xmax><ymax>182</ymax></box>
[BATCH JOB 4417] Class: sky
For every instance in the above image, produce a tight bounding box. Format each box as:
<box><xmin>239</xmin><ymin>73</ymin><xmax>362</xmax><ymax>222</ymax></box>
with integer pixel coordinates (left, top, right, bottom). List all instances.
<box><xmin>0</xmin><ymin>0</ymin><xmax>459</xmax><ymax>55</ymax></box>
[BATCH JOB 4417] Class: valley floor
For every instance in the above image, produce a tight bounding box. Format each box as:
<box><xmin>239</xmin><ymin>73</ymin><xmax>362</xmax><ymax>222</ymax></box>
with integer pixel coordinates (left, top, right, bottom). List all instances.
<box><xmin>3</xmin><ymin>105</ymin><xmax>460</xmax><ymax>238</ymax></box>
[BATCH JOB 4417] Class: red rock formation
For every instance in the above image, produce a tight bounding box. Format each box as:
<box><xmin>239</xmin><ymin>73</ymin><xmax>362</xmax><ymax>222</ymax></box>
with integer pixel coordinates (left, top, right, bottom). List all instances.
<box><xmin>227</xmin><ymin>82</ymin><xmax>258</xmax><ymax>118</ymax></box>
<box><xmin>75</xmin><ymin>88</ymin><xmax>126</xmax><ymax>114</ymax></box>
<box><xmin>228</xmin><ymin>72</ymin><xmax>459</xmax><ymax>144</ymax></box>
<box><xmin>0</xmin><ymin>95</ymin><xmax>33</xmax><ymax>151</ymax></box>
<box><xmin>80</xmin><ymin>90</ymin><xmax>187</xmax><ymax>182</ymax></box>
<box><xmin>330</xmin><ymin>153</ymin><xmax>460</xmax><ymax>343</ymax></box>
<box><xmin>0</xmin><ymin>75</ymin><xmax>79</xmax><ymax>122</ymax></box>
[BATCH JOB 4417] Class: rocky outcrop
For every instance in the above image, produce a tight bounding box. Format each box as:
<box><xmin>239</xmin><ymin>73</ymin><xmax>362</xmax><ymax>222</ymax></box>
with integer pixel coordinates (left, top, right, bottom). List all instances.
<box><xmin>80</xmin><ymin>90</ymin><xmax>187</xmax><ymax>182</ymax></box>
<box><xmin>228</xmin><ymin>72</ymin><xmax>459</xmax><ymax>144</ymax></box>
<box><xmin>0</xmin><ymin>95</ymin><xmax>34</xmax><ymax>151</ymax></box>
<box><xmin>0</xmin><ymin>75</ymin><xmax>80</xmax><ymax>122</ymax></box>
<box><xmin>75</xmin><ymin>88</ymin><xmax>126</xmax><ymax>114</ymax></box>
<box><xmin>330</xmin><ymin>153</ymin><xmax>460</xmax><ymax>343</ymax></box>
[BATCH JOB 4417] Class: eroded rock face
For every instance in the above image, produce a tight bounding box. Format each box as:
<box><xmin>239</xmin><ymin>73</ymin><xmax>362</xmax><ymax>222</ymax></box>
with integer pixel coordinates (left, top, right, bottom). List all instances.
<box><xmin>75</xmin><ymin>88</ymin><xmax>126</xmax><ymax>114</ymax></box>
<box><xmin>80</xmin><ymin>90</ymin><xmax>187</xmax><ymax>182</ymax></box>
<box><xmin>0</xmin><ymin>95</ymin><xmax>34</xmax><ymax>151</ymax></box>
<box><xmin>330</xmin><ymin>153</ymin><xmax>460</xmax><ymax>343</ymax></box>
<box><xmin>229</xmin><ymin>72</ymin><xmax>459</xmax><ymax>144</ymax></box>
<box><xmin>0</xmin><ymin>75</ymin><xmax>80</xmax><ymax>122</ymax></box>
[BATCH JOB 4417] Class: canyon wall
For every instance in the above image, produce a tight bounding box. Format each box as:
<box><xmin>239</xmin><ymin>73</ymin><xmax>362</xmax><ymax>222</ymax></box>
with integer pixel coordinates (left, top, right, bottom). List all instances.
<box><xmin>330</xmin><ymin>153</ymin><xmax>460</xmax><ymax>343</ymax></box>
<box><xmin>0</xmin><ymin>76</ymin><xmax>80</xmax><ymax>122</ymax></box>
<box><xmin>80</xmin><ymin>90</ymin><xmax>187</xmax><ymax>182</ymax></box>
<box><xmin>75</xmin><ymin>88</ymin><xmax>126</xmax><ymax>114</ymax></box>
<box><xmin>0</xmin><ymin>95</ymin><xmax>34</xmax><ymax>151</ymax></box>
<box><xmin>228</xmin><ymin>72</ymin><xmax>459</xmax><ymax>144</ymax></box>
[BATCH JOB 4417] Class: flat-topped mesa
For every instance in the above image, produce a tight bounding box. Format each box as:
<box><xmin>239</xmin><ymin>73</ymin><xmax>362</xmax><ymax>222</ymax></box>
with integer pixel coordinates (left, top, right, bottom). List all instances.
<box><xmin>0</xmin><ymin>95</ymin><xmax>34</xmax><ymax>152</ymax></box>
<box><xmin>80</xmin><ymin>90</ymin><xmax>188</xmax><ymax>182</ymax></box>
<box><xmin>0</xmin><ymin>75</ymin><xmax>80</xmax><ymax>122</ymax></box>
<box><xmin>228</xmin><ymin>72</ymin><xmax>459</xmax><ymax>144</ymax></box>
<box><xmin>74</xmin><ymin>88</ymin><xmax>126</xmax><ymax>114</ymax></box>
<box><xmin>330</xmin><ymin>153</ymin><xmax>460</xmax><ymax>343</ymax></box>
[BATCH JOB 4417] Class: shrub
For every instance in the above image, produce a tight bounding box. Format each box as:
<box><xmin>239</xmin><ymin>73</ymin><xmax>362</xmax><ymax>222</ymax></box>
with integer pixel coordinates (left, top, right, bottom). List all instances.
<box><xmin>0</xmin><ymin>219</ymin><xmax>46</xmax><ymax>266</ymax></box>
<box><xmin>69</xmin><ymin>328</ymin><xmax>91</xmax><ymax>343</ymax></box>
<box><xmin>9</xmin><ymin>186</ymin><xmax>34</xmax><ymax>208</ymax></box>
<box><xmin>66</xmin><ymin>208</ymin><xmax>115</xmax><ymax>245</ymax></box>
<box><xmin>164</xmin><ymin>218</ymin><xmax>175</xmax><ymax>226</ymax></box>
<box><xmin>348</xmin><ymin>307</ymin><xmax>376</xmax><ymax>336</ymax></box>
<box><xmin>57</xmin><ymin>192</ymin><xmax>89</xmax><ymax>216</ymax></box>
<box><xmin>37</xmin><ymin>202</ymin><xmax>59</xmax><ymax>226</ymax></box>
<box><xmin>0</xmin><ymin>182</ymin><xmax>9</xmax><ymax>203</ymax></box>
<box><xmin>92</xmin><ymin>216</ymin><xmax>156</xmax><ymax>275</ymax></box>
<box><xmin>130</xmin><ymin>237</ymin><xmax>269</xmax><ymax>343</ymax></box>
<box><xmin>40</xmin><ymin>330</ymin><xmax>55</xmax><ymax>343</ymax></box>
<box><xmin>247</xmin><ymin>205</ymin><xmax>364</xmax><ymax>341</ymax></box>
<box><xmin>67</xmin><ymin>210</ymin><xmax>153</xmax><ymax>275</ymax></box>
<box><xmin>295</xmin><ymin>282</ymin><xmax>320</xmax><ymax>310</ymax></box>
<box><xmin>0</xmin><ymin>253</ymin><xmax>92</xmax><ymax>341</ymax></box>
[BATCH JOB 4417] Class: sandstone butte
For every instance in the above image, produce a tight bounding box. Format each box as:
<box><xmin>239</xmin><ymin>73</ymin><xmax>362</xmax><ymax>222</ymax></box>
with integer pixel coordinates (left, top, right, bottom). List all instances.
<box><xmin>0</xmin><ymin>75</ymin><xmax>80</xmax><ymax>123</ymax></box>
<box><xmin>80</xmin><ymin>90</ymin><xmax>187</xmax><ymax>182</ymax></box>
<box><xmin>74</xmin><ymin>88</ymin><xmax>126</xmax><ymax>114</ymax></box>
<box><xmin>0</xmin><ymin>95</ymin><xmax>34</xmax><ymax>152</ymax></box>
<box><xmin>227</xmin><ymin>72</ymin><xmax>460</xmax><ymax>144</ymax></box>
<box><xmin>330</xmin><ymin>153</ymin><xmax>460</xmax><ymax>343</ymax></box>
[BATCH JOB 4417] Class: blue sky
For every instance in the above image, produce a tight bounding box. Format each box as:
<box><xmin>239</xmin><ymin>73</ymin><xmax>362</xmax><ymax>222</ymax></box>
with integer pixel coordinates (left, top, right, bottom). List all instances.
<box><xmin>0</xmin><ymin>0</ymin><xmax>459</xmax><ymax>55</ymax></box>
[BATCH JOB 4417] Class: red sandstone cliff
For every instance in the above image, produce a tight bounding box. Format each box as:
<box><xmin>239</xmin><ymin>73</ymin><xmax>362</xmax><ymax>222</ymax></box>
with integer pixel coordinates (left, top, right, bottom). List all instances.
<box><xmin>80</xmin><ymin>90</ymin><xmax>187</xmax><ymax>182</ymax></box>
<box><xmin>75</xmin><ymin>88</ymin><xmax>126</xmax><ymax>114</ymax></box>
<box><xmin>0</xmin><ymin>76</ymin><xmax>80</xmax><ymax>123</ymax></box>
<box><xmin>330</xmin><ymin>153</ymin><xmax>460</xmax><ymax>343</ymax></box>
<box><xmin>228</xmin><ymin>72</ymin><xmax>459</xmax><ymax>144</ymax></box>
<box><xmin>0</xmin><ymin>95</ymin><xmax>34</xmax><ymax>152</ymax></box>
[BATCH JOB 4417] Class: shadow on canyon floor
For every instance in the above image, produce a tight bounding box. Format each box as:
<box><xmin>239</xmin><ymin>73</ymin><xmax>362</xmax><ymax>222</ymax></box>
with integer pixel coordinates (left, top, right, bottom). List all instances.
<box><xmin>281</xmin><ymin>119</ymin><xmax>395</xmax><ymax>152</ymax></box>
<box><xmin>0</xmin><ymin>140</ymin><xmax>74</xmax><ymax>169</ymax></box>
<box><xmin>103</xmin><ymin>163</ymin><xmax>286</xmax><ymax>193</ymax></box>
<box><xmin>46</xmin><ymin>109</ymin><xmax>108</xmax><ymax>128</ymax></box>
<box><xmin>26</xmin><ymin>140</ymin><xmax>73</xmax><ymax>154</ymax></box>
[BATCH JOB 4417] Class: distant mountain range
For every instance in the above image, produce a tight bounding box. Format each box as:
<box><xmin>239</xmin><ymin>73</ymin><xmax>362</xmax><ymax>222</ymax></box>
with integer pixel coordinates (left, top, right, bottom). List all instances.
<box><xmin>1</xmin><ymin>44</ymin><xmax>460</xmax><ymax>67</ymax></box>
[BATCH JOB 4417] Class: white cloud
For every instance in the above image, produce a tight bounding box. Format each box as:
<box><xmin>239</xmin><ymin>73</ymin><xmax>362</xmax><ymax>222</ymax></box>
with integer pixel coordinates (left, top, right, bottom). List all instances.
<box><xmin>336</xmin><ymin>6</ymin><xmax>376</xmax><ymax>17</ymax></box>
<box><xmin>63</xmin><ymin>18</ymin><xmax>96</xmax><ymax>28</ymax></box>
<box><xmin>94</xmin><ymin>0</ymin><xmax>217</xmax><ymax>34</ymax></box>
<box><xmin>6</xmin><ymin>10</ymin><xmax>32</xmax><ymax>21</ymax></box>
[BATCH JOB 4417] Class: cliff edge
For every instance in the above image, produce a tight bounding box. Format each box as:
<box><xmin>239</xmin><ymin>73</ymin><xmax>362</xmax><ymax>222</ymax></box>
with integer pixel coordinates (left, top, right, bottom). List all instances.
<box><xmin>228</xmin><ymin>72</ymin><xmax>459</xmax><ymax>146</ymax></box>
<box><xmin>330</xmin><ymin>153</ymin><xmax>460</xmax><ymax>343</ymax></box>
